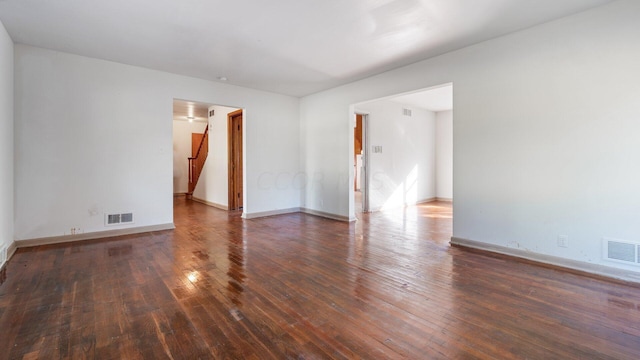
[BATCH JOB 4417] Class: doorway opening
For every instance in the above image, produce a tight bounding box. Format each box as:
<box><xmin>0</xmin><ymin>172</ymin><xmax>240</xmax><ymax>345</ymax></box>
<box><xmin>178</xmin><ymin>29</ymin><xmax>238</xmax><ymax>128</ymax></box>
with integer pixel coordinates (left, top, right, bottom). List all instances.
<box><xmin>228</xmin><ymin>109</ymin><xmax>243</xmax><ymax>211</ymax></box>
<box><xmin>172</xmin><ymin>99</ymin><xmax>210</xmax><ymax>198</ymax></box>
<box><xmin>172</xmin><ymin>99</ymin><xmax>244</xmax><ymax>211</ymax></box>
<box><xmin>354</xmin><ymin>113</ymin><xmax>370</xmax><ymax>215</ymax></box>
<box><xmin>349</xmin><ymin>83</ymin><xmax>453</xmax><ymax>219</ymax></box>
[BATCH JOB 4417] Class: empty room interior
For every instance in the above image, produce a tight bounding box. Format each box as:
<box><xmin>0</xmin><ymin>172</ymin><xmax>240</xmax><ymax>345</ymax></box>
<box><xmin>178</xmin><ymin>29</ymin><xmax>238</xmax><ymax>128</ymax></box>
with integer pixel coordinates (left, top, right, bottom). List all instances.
<box><xmin>2</xmin><ymin>0</ymin><xmax>640</xmax><ymax>358</ymax></box>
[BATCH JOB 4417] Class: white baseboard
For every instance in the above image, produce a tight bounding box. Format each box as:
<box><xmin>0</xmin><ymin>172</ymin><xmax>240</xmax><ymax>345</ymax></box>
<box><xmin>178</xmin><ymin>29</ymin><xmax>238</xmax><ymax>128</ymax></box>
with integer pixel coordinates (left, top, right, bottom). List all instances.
<box><xmin>7</xmin><ymin>240</ymin><xmax>17</xmax><ymax>260</ymax></box>
<box><xmin>15</xmin><ymin>223</ymin><xmax>175</xmax><ymax>249</ymax></box>
<box><xmin>243</xmin><ymin>207</ymin><xmax>301</xmax><ymax>219</ymax></box>
<box><xmin>192</xmin><ymin>197</ymin><xmax>228</xmax><ymax>210</ymax></box>
<box><xmin>243</xmin><ymin>207</ymin><xmax>354</xmax><ymax>222</ymax></box>
<box><xmin>416</xmin><ymin>197</ymin><xmax>437</xmax><ymax>205</ymax></box>
<box><xmin>301</xmin><ymin>208</ymin><xmax>354</xmax><ymax>222</ymax></box>
<box><xmin>0</xmin><ymin>240</ymin><xmax>17</xmax><ymax>270</ymax></box>
<box><xmin>450</xmin><ymin>236</ymin><xmax>640</xmax><ymax>284</ymax></box>
<box><xmin>370</xmin><ymin>197</ymin><xmax>439</xmax><ymax>213</ymax></box>
<box><xmin>435</xmin><ymin>197</ymin><xmax>453</xmax><ymax>202</ymax></box>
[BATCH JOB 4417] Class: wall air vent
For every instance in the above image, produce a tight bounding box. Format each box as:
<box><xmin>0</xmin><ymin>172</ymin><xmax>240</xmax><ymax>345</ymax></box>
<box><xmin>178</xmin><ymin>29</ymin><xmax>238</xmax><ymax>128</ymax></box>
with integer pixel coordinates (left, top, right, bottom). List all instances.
<box><xmin>604</xmin><ymin>238</ymin><xmax>639</xmax><ymax>265</ymax></box>
<box><xmin>402</xmin><ymin>108</ymin><xmax>412</xmax><ymax>117</ymax></box>
<box><xmin>107</xmin><ymin>214</ymin><xmax>120</xmax><ymax>225</ymax></box>
<box><xmin>121</xmin><ymin>213</ymin><xmax>134</xmax><ymax>223</ymax></box>
<box><xmin>106</xmin><ymin>212</ymin><xmax>134</xmax><ymax>226</ymax></box>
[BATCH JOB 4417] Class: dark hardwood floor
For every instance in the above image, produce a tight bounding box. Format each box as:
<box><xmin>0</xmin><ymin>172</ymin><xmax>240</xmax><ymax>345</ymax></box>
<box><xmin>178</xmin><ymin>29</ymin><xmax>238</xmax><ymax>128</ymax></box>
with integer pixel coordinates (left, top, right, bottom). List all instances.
<box><xmin>1</xmin><ymin>198</ymin><xmax>640</xmax><ymax>359</ymax></box>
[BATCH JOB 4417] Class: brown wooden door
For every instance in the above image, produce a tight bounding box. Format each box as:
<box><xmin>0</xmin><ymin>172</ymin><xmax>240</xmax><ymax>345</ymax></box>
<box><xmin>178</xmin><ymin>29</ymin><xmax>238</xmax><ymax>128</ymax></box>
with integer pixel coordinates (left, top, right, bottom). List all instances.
<box><xmin>228</xmin><ymin>110</ymin><xmax>243</xmax><ymax>210</ymax></box>
<box><xmin>354</xmin><ymin>114</ymin><xmax>363</xmax><ymax>191</ymax></box>
<box><xmin>192</xmin><ymin>133</ymin><xmax>207</xmax><ymax>157</ymax></box>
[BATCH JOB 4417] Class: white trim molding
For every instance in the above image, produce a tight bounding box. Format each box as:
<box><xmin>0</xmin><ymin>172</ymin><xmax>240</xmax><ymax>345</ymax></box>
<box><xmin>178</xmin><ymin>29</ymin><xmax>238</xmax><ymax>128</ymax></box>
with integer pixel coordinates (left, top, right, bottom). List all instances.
<box><xmin>301</xmin><ymin>208</ymin><xmax>354</xmax><ymax>222</ymax></box>
<box><xmin>15</xmin><ymin>223</ymin><xmax>175</xmax><ymax>248</ymax></box>
<box><xmin>243</xmin><ymin>207</ymin><xmax>353</xmax><ymax>222</ymax></box>
<box><xmin>192</xmin><ymin>197</ymin><xmax>229</xmax><ymax>210</ymax></box>
<box><xmin>243</xmin><ymin>207</ymin><xmax>302</xmax><ymax>219</ymax></box>
<box><xmin>7</xmin><ymin>240</ymin><xmax>17</xmax><ymax>260</ymax></box>
<box><xmin>0</xmin><ymin>241</ymin><xmax>17</xmax><ymax>270</ymax></box>
<box><xmin>450</xmin><ymin>236</ymin><xmax>640</xmax><ymax>284</ymax></box>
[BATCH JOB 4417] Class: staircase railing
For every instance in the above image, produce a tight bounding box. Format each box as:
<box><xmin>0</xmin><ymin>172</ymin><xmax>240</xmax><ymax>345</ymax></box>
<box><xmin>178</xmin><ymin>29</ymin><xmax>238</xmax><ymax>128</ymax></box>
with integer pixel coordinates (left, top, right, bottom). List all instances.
<box><xmin>188</xmin><ymin>125</ymin><xmax>209</xmax><ymax>196</ymax></box>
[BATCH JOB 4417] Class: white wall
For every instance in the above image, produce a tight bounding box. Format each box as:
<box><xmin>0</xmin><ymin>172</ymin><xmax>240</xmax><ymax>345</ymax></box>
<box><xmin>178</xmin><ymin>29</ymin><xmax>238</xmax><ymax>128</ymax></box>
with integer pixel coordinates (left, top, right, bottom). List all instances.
<box><xmin>172</xmin><ymin>120</ymin><xmax>208</xmax><ymax>194</ymax></box>
<box><xmin>192</xmin><ymin>105</ymin><xmax>239</xmax><ymax>208</ymax></box>
<box><xmin>0</xmin><ymin>20</ymin><xmax>13</xmax><ymax>259</ymax></box>
<box><xmin>355</xmin><ymin>100</ymin><xmax>436</xmax><ymax>210</ymax></box>
<box><xmin>300</xmin><ymin>0</ymin><xmax>640</xmax><ymax>272</ymax></box>
<box><xmin>436</xmin><ymin>110</ymin><xmax>453</xmax><ymax>200</ymax></box>
<box><xmin>14</xmin><ymin>45</ymin><xmax>300</xmax><ymax>241</ymax></box>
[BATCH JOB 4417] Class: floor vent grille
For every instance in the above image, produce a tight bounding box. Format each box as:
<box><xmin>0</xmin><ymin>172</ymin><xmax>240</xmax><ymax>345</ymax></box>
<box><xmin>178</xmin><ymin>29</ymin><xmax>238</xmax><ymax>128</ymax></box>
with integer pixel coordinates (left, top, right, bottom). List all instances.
<box><xmin>106</xmin><ymin>212</ymin><xmax>134</xmax><ymax>226</ymax></box>
<box><xmin>604</xmin><ymin>238</ymin><xmax>640</xmax><ymax>265</ymax></box>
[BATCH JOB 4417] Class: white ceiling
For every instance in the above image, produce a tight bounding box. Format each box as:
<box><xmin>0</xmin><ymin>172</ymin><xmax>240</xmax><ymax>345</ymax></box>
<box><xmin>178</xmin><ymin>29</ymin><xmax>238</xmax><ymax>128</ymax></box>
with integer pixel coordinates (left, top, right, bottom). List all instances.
<box><xmin>390</xmin><ymin>84</ymin><xmax>453</xmax><ymax>112</ymax></box>
<box><xmin>0</xmin><ymin>0</ymin><xmax>615</xmax><ymax>97</ymax></box>
<box><xmin>172</xmin><ymin>99</ymin><xmax>210</xmax><ymax>122</ymax></box>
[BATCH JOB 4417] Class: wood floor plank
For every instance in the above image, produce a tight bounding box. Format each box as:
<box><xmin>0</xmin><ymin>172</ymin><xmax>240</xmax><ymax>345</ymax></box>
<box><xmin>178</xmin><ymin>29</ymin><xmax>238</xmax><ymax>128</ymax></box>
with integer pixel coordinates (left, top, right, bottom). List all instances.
<box><xmin>1</xmin><ymin>198</ymin><xmax>640</xmax><ymax>359</ymax></box>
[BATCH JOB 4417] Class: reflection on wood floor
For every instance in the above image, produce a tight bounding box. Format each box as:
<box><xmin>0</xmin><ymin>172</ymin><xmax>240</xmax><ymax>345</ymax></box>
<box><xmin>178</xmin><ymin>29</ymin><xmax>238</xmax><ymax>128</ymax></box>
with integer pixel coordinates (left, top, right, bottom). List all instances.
<box><xmin>1</xmin><ymin>197</ymin><xmax>640</xmax><ymax>359</ymax></box>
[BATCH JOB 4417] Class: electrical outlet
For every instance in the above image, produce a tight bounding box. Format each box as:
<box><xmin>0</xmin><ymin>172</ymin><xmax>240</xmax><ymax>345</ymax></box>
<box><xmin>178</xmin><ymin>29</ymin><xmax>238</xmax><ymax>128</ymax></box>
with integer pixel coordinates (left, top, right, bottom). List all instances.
<box><xmin>557</xmin><ymin>235</ymin><xmax>569</xmax><ymax>248</ymax></box>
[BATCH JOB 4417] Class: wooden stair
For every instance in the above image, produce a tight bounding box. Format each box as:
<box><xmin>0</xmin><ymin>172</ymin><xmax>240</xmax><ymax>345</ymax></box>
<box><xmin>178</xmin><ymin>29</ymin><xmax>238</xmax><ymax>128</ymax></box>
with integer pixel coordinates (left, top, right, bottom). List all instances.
<box><xmin>187</xmin><ymin>125</ymin><xmax>208</xmax><ymax>197</ymax></box>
